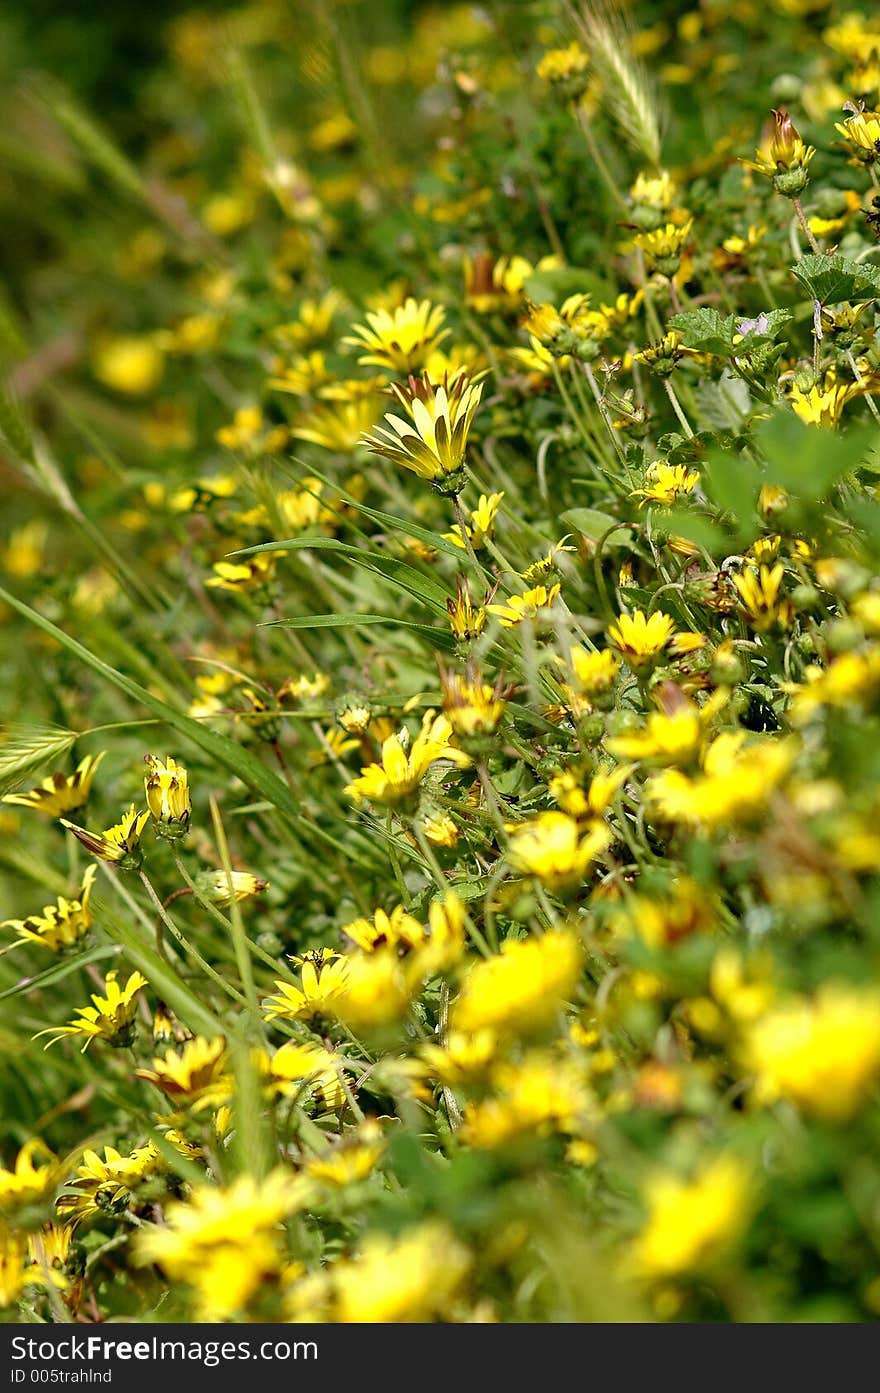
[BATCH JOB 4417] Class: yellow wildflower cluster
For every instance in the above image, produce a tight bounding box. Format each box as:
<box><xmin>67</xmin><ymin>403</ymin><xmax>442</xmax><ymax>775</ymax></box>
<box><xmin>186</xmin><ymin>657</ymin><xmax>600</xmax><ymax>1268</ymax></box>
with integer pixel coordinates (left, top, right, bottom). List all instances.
<box><xmin>7</xmin><ymin>0</ymin><xmax>880</xmax><ymax>1330</ymax></box>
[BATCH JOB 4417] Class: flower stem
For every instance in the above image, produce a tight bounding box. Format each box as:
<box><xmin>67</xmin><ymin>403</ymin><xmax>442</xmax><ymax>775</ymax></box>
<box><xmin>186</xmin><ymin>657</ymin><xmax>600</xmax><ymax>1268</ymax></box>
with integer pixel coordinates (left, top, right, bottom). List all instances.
<box><xmin>663</xmin><ymin>378</ymin><xmax>695</xmax><ymax>438</ymax></box>
<box><xmin>138</xmin><ymin>868</ymin><xmax>246</xmax><ymax>1005</ymax></box>
<box><xmin>791</xmin><ymin>196</ymin><xmax>820</xmax><ymax>254</ymax></box>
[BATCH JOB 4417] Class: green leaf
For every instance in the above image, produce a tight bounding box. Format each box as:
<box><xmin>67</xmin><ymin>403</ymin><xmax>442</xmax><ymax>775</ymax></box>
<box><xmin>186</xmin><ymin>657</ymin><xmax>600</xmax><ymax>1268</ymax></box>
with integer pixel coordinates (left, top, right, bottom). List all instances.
<box><xmin>233</xmin><ymin>537</ymin><xmax>452</xmax><ymax>612</ymax></box>
<box><xmin>756</xmin><ymin>409</ymin><xmax>875</xmax><ymax>499</ymax></box>
<box><xmin>262</xmin><ymin>613</ymin><xmax>456</xmax><ymax>649</ymax></box>
<box><xmin>791</xmin><ymin>254</ymin><xmax>880</xmax><ymax>305</ymax></box>
<box><xmin>341</xmin><ymin>498</ymin><xmax>465</xmax><ymax>561</ymax></box>
<box><xmin>281</xmin><ymin>464</ymin><xmax>468</xmax><ymax>561</ymax></box>
<box><xmin>0</xmin><ymin>584</ymin><xmax>301</xmax><ymax>821</ymax></box>
<box><xmin>662</xmin><ymin>506</ymin><xmax>733</xmax><ymax>556</ymax></box>
<box><xmin>523</xmin><ymin>266</ymin><xmax>616</xmax><ymax>307</ymax></box>
<box><xmin>669</xmin><ymin>307</ymin><xmax>736</xmax><ymax>356</ymax></box>
<box><xmin>0</xmin><ymin>945</ymin><xmax>120</xmax><ymax>1001</ymax></box>
<box><xmin>561</xmin><ymin>509</ymin><xmax>633</xmax><ymax>546</ymax></box>
<box><xmin>702</xmin><ymin>447</ymin><xmax>761</xmax><ymax>531</ymax></box>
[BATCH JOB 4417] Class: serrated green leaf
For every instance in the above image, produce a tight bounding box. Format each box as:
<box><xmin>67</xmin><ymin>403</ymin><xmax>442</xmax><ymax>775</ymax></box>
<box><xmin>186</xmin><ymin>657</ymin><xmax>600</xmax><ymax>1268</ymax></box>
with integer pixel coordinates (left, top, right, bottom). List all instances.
<box><xmin>669</xmin><ymin>307</ymin><xmax>736</xmax><ymax>356</ymax></box>
<box><xmin>791</xmin><ymin>254</ymin><xmax>880</xmax><ymax>305</ymax></box>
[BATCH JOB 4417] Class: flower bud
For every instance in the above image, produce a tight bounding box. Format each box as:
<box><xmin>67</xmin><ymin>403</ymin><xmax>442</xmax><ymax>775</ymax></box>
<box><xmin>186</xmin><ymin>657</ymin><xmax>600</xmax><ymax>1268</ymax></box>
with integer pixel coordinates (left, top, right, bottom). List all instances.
<box><xmin>144</xmin><ymin>756</ymin><xmax>191</xmax><ymax>839</ymax></box>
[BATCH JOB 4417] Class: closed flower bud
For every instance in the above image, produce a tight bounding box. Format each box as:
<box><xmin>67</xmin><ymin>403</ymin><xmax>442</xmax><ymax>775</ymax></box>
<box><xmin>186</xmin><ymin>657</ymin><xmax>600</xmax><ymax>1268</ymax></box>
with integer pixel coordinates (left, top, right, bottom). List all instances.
<box><xmin>195</xmin><ymin>870</ymin><xmax>269</xmax><ymax>906</ymax></box>
<box><xmin>144</xmin><ymin>756</ymin><xmax>191</xmax><ymax>838</ymax></box>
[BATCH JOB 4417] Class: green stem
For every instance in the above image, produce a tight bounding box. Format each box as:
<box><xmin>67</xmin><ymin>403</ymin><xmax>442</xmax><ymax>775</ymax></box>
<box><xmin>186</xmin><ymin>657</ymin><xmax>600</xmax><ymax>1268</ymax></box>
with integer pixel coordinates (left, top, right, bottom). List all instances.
<box><xmin>663</xmin><ymin>378</ymin><xmax>694</xmax><ymax>437</ymax></box>
<box><xmin>386</xmin><ymin>809</ymin><xmax>409</xmax><ymax>903</ymax></box>
<box><xmin>792</xmin><ymin>196</ymin><xmax>820</xmax><ymax>254</ymax></box>
<box><xmin>138</xmin><ymin>868</ymin><xmax>246</xmax><ymax>1006</ymax></box>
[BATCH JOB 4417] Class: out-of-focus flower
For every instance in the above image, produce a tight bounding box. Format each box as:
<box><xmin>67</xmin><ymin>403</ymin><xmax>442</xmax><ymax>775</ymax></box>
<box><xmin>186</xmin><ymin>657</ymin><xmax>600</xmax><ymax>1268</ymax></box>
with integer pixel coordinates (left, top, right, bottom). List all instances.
<box><xmin>206</xmin><ymin>553</ymin><xmax>276</xmax><ymax>592</ymax></box>
<box><xmin>3</xmin><ymin>752</ymin><xmax>105</xmax><ymax>819</ymax></box>
<box><xmin>745</xmin><ymin>985</ymin><xmax>880</xmax><ymax>1121</ymax></box>
<box><xmin>305</xmin><ymin>1120</ymin><xmax>385</xmax><ymax>1187</ymax></box>
<box><xmin>787</xmin><ymin>647</ymin><xmax>880</xmax><ymax>721</ymax></box>
<box><xmin>420</xmin><ymin>1028</ymin><xmax>498</xmax><ymax>1085</ymax></box>
<box><xmin>629</xmin><ymin>1157</ymin><xmax>752</xmax><ymax>1279</ymax></box>
<box><xmin>134</xmin><ymin>1171</ymin><xmax>309</xmax><ymax>1320</ymax></box>
<box><xmin>452</xmin><ymin>929</ymin><xmax>584</xmax><ymax>1035</ymax></box>
<box><xmin>344</xmin><ymin>299</ymin><xmax>448</xmax><ymax>374</ymax></box>
<box><xmin>507</xmin><ymin>813</ymin><xmax>611</xmax><ymax>892</ymax></box>
<box><xmin>292</xmin><ymin>397</ymin><xmax>381</xmax><ymax>453</ymax></box>
<box><xmin>0</xmin><ymin>1140</ymin><xmax>64</xmax><ymax>1220</ymax></box>
<box><xmin>93</xmin><ymin>336</ymin><xmax>164</xmax><ymax>395</ymax></box>
<box><xmin>647</xmin><ymin>733</ymin><xmax>797</xmax><ymax>826</ymax></box>
<box><xmin>461</xmin><ymin>1053</ymin><xmax>591</xmax><ymax>1148</ymax></box>
<box><xmin>332</xmin><ymin>1223</ymin><xmax>470</xmax><ymax>1322</ymax></box>
<box><xmin>3</xmin><ymin>865</ymin><xmax>97</xmax><ymax>952</ymax></box>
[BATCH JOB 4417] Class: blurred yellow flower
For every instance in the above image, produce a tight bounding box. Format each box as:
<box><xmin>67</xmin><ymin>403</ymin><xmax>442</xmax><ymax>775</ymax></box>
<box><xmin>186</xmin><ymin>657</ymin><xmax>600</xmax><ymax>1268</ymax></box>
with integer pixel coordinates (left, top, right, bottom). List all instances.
<box><xmin>629</xmin><ymin>1156</ymin><xmax>752</xmax><ymax>1279</ymax></box>
<box><xmin>452</xmin><ymin>929</ymin><xmax>583</xmax><ymax>1035</ymax></box>
<box><xmin>3</xmin><ymin>752</ymin><xmax>105</xmax><ymax>819</ymax></box>
<box><xmin>507</xmin><ymin>813</ymin><xmax>611</xmax><ymax>891</ymax></box>
<box><xmin>647</xmin><ymin>733</ymin><xmax>797</xmax><ymax>826</ymax></box>
<box><xmin>93</xmin><ymin>336</ymin><xmax>164</xmax><ymax>395</ymax></box>
<box><xmin>344</xmin><ymin>298</ymin><xmax>448</xmax><ymax>374</ymax></box>
<box><xmin>333</xmin><ymin>1223</ymin><xmax>470</xmax><ymax>1322</ymax></box>
<box><xmin>134</xmin><ymin>1171</ymin><xmax>309</xmax><ymax>1320</ymax></box>
<box><xmin>746</xmin><ymin>985</ymin><xmax>880</xmax><ymax>1121</ymax></box>
<box><xmin>3</xmin><ymin>864</ymin><xmax>97</xmax><ymax>952</ymax></box>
